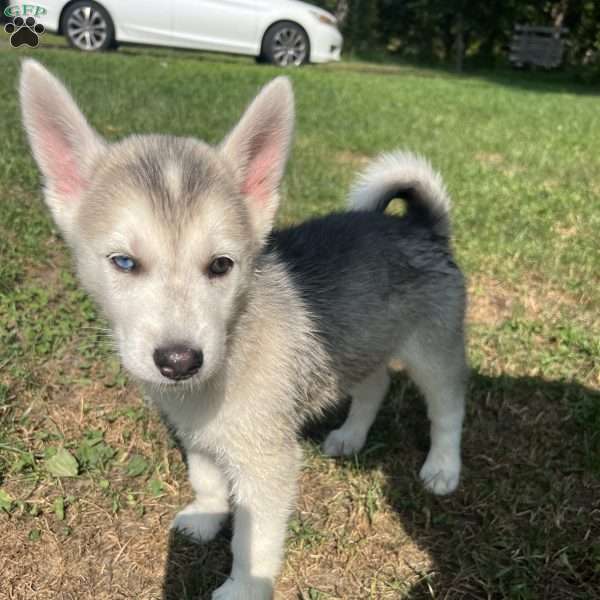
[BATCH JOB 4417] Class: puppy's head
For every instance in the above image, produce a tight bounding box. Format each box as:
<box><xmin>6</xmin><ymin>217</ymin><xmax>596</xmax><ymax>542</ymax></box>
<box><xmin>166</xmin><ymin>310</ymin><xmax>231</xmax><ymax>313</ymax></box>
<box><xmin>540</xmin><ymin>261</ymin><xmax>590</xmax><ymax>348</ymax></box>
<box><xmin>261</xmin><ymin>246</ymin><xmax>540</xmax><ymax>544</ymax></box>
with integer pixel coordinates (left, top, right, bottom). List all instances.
<box><xmin>20</xmin><ymin>59</ymin><xmax>294</xmax><ymax>387</ymax></box>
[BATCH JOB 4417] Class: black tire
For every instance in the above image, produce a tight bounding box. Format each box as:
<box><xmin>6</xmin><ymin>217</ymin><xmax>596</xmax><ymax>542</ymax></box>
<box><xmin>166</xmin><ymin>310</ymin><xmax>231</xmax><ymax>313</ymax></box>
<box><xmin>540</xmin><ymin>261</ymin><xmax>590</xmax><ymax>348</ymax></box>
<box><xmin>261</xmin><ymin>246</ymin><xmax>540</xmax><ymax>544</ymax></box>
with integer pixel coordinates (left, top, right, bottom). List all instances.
<box><xmin>62</xmin><ymin>1</ymin><xmax>114</xmax><ymax>52</ymax></box>
<box><xmin>261</xmin><ymin>21</ymin><xmax>309</xmax><ymax>67</ymax></box>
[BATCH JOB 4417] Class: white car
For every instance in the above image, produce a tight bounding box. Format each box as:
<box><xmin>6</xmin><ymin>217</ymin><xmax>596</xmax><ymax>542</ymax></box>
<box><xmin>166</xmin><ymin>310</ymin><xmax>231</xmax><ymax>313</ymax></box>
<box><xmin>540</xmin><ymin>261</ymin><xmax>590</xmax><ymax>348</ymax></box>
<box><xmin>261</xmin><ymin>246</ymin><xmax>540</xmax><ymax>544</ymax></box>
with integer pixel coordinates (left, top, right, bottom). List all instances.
<box><xmin>8</xmin><ymin>0</ymin><xmax>342</xmax><ymax>66</ymax></box>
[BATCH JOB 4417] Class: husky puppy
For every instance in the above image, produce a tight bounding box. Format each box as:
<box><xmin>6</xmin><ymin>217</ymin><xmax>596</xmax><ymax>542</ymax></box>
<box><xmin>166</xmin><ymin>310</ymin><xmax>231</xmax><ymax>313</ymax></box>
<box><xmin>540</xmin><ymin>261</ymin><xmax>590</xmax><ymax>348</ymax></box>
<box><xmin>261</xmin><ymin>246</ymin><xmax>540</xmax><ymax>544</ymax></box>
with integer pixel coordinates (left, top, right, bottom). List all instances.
<box><xmin>20</xmin><ymin>60</ymin><xmax>467</xmax><ymax>600</ymax></box>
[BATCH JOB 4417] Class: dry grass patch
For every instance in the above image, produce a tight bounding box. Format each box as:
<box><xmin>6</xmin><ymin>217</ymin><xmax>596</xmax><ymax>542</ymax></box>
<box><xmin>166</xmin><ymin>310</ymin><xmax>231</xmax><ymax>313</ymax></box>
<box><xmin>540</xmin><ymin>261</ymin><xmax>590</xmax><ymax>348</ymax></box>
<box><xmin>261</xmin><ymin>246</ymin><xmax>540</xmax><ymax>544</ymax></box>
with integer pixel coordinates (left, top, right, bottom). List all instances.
<box><xmin>2</xmin><ymin>283</ymin><xmax>598</xmax><ymax>598</ymax></box>
<box><xmin>468</xmin><ymin>276</ymin><xmax>514</xmax><ymax>326</ymax></box>
<box><xmin>279</xmin><ymin>461</ymin><xmax>432</xmax><ymax>598</ymax></box>
<box><xmin>0</xmin><ymin>370</ymin><xmax>439</xmax><ymax>600</ymax></box>
<box><xmin>1</xmin><ymin>264</ymin><xmax>597</xmax><ymax>600</ymax></box>
<box><xmin>1</xmin><ymin>377</ymin><xmax>182</xmax><ymax>597</ymax></box>
<box><xmin>474</xmin><ymin>152</ymin><xmax>505</xmax><ymax>166</ymax></box>
<box><xmin>468</xmin><ymin>272</ymin><xmax>593</xmax><ymax>329</ymax></box>
<box><xmin>473</xmin><ymin>151</ymin><xmax>526</xmax><ymax>177</ymax></box>
<box><xmin>334</xmin><ymin>150</ymin><xmax>371</xmax><ymax>167</ymax></box>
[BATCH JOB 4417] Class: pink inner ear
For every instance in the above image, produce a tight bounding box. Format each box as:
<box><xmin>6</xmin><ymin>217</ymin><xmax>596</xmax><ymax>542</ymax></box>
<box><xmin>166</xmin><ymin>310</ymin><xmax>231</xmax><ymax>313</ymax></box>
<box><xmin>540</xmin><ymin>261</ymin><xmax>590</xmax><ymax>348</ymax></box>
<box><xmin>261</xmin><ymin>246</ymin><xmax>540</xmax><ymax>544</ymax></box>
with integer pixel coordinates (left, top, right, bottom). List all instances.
<box><xmin>38</xmin><ymin>124</ymin><xmax>84</xmax><ymax>198</ymax></box>
<box><xmin>240</xmin><ymin>139</ymin><xmax>280</xmax><ymax>205</ymax></box>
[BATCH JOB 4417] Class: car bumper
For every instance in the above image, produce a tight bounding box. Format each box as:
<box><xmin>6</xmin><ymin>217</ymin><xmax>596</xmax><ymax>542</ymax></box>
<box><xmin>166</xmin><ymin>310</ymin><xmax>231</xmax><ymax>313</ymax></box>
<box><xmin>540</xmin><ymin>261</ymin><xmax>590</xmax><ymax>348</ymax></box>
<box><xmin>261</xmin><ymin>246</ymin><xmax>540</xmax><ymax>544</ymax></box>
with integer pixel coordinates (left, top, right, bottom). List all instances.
<box><xmin>310</xmin><ymin>24</ymin><xmax>342</xmax><ymax>63</ymax></box>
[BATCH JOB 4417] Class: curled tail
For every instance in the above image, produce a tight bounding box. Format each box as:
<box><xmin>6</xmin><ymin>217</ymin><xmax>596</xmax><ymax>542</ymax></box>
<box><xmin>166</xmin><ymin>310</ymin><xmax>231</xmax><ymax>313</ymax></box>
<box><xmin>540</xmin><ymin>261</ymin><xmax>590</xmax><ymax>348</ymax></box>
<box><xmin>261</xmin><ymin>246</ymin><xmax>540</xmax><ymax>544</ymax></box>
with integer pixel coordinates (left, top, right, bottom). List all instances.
<box><xmin>348</xmin><ymin>151</ymin><xmax>451</xmax><ymax>237</ymax></box>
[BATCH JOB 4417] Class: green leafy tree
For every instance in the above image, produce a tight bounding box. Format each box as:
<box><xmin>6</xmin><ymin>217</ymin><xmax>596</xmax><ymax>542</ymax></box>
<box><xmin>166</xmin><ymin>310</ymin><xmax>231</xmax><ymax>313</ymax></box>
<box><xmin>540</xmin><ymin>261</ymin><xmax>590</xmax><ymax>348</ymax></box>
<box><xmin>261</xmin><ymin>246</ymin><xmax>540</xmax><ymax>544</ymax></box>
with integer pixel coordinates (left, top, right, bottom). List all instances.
<box><xmin>310</xmin><ymin>0</ymin><xmax>600</xmax><ymax>74</ymax></box>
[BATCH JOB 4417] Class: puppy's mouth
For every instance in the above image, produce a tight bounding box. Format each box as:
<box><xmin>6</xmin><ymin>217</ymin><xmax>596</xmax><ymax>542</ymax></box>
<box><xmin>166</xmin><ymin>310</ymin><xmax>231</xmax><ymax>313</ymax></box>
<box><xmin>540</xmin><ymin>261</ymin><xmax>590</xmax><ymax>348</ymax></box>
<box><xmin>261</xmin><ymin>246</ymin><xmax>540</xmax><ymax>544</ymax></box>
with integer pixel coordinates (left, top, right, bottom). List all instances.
<box><xmin>162</xmin><ymin>373</ymin><xmax>201</xmax><ymax>386</ymax></box>
<box><xmin>151</xmin><ymin>365</ymin><xmax>204</xmax><ymax>384</ymax></box>
<box><xmin>156</xmin><ymin>368</ymin><xmax>201</xmax><ymax>383</ymax></box>
<box><xmin>133</xmin><ymin>370</ymin><xmax>201</xmax><ymax>389</ymax></box>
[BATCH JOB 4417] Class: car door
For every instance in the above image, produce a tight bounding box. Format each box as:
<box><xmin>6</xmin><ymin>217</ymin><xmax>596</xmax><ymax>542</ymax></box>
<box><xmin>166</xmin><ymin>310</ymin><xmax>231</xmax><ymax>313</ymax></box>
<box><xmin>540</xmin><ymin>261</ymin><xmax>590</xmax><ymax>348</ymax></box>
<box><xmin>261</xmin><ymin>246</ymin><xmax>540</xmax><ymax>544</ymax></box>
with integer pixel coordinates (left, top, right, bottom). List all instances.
<box><xmin>107</xmin><ymin>0</ymin><xmax>174</xmax><ymax>46</ymax></box>
<box><xmin>172</xmin><ymin>0</ymin><xmax>268</xmax><ymax>55</ymax></box>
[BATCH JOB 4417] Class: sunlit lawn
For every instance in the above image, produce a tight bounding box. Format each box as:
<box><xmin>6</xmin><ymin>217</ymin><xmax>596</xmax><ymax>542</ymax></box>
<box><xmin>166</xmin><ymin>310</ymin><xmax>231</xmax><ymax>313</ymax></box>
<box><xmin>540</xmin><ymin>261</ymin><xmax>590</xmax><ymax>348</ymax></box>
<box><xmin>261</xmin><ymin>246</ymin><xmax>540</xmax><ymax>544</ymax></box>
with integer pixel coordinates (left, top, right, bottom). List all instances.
<box><xmin>1</xmin><ymin>34</ymin><xmax>599</xmax><ymax>599</ymax></box>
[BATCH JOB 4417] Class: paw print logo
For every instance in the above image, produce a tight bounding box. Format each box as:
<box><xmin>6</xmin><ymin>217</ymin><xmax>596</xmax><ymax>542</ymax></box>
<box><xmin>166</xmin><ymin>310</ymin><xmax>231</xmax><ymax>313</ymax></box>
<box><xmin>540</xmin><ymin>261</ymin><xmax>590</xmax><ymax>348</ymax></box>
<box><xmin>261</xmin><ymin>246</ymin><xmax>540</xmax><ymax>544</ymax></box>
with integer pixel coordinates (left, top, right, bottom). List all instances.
<box><xmin>5</xmin><ymin>16</ymin><xmax>45</xmax><ymax>48</ymax></box>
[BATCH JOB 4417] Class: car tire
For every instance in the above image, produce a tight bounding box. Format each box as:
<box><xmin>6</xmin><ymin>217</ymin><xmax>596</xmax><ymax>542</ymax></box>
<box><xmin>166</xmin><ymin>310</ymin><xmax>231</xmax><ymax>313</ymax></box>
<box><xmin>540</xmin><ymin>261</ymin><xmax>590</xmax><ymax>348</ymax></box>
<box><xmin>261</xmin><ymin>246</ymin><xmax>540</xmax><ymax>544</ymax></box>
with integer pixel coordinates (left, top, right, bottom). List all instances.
<box><xmin>262</xmin><ymin>21</ymin><xmax>309</xmax><ymax>67</ymax></box>
<box><xmin>62</xmin><ymin>1</ymin><xmax>115</xmax><ymax>52</ymax></box>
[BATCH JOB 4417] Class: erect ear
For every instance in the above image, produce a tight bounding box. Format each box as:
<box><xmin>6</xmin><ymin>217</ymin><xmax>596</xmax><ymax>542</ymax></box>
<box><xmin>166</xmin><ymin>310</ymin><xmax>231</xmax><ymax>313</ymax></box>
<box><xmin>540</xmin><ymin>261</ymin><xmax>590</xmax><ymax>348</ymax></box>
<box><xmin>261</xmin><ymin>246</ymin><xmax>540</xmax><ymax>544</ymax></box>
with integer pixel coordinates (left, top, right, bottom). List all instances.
<box><xmin>220</xmin><ymin>77</ymin><xmax>294</xmax><ymax>242</ymax></box>
<box><xmin>20</xmin><ymin>59</ymin><xmax>106</xmax><ymax>242</ymax></box>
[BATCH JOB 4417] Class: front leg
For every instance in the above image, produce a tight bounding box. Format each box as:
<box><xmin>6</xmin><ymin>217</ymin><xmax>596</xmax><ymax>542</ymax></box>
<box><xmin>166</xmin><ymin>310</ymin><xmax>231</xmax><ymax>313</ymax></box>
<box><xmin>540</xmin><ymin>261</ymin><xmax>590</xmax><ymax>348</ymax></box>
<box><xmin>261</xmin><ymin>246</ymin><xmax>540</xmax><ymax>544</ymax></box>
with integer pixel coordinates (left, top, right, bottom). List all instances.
<box><xmin>212</xmin><ymin>444</ymin><xmax>301</xmax><ymax>600</ymax></box>
<box><xmin>172</xmin><ymin>450</ymin><xmax>230</xmax><ymax>542</ymax></box>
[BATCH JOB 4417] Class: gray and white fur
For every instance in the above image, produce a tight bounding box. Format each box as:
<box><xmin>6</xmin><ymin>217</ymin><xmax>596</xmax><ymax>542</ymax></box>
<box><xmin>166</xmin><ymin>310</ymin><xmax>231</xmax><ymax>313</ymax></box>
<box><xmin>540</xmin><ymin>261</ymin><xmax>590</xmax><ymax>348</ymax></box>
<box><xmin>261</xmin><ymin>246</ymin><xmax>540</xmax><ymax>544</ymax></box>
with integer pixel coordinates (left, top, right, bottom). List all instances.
<box><xmin>20</xmin><ymin>60</ymin><xmax>468</xmax><ymax>600</ymax></box>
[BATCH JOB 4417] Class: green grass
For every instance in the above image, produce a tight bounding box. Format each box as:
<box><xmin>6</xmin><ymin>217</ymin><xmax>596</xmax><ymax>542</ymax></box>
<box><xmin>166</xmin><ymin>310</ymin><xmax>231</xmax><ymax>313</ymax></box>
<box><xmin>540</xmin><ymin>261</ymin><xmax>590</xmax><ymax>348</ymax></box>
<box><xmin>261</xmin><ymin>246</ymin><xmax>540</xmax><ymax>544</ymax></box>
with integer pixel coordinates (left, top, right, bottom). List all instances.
<box><xmin>0</xmin><ymin>34</ymin><xmax>599</xmax><ymax>599</ymax></box>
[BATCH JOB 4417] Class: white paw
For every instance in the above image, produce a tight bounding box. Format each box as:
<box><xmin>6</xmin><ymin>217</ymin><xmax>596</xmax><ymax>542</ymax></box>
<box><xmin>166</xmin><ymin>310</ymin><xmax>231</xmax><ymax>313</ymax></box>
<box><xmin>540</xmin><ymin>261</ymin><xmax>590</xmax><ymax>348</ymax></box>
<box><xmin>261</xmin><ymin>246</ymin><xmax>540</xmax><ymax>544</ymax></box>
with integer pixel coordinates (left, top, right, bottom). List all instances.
<box><xmin>212</xmin><ymin>576</ymin><xmax>273</xmax><ymax>600</ymax></box>
<box><xmin>419</xmin><ymin>450</ymin><xmax>461</xmax><ymax>495</ymax></box>
<box><xmin>171</xmin><ymin>499</ymin><xmax>229</xmax><ymax>542</ymax></box>
<box><xmin>322</xmin><ymin>428</ymin><xmax>366</xmax><ymax>457</ymax></box>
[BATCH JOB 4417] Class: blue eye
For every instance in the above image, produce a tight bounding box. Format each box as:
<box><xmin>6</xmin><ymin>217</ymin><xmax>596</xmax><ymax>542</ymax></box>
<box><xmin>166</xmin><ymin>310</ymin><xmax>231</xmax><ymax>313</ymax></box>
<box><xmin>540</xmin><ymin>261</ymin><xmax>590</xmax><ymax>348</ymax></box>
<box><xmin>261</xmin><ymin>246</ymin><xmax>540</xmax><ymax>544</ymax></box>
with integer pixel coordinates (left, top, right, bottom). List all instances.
<box><xmin>110</xmin><ymin>254</ymin><xmax>137</xmax><ymax>272</ymax></box>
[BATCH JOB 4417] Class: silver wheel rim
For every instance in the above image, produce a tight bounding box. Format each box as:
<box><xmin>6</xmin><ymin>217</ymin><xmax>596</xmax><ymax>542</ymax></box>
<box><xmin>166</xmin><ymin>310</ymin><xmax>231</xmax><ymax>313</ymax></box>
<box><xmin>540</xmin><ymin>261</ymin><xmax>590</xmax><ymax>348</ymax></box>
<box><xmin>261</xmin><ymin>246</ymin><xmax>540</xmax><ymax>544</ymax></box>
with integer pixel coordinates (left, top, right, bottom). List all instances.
<box><xmin>272</xmin><ymin>28</ymin><xmax>306</xmax><ymax>66</ymax></box>
<box><xmin>67</xmin><ymin>6</ymin><xmax>108</xmax><ymax>50</ymax></box>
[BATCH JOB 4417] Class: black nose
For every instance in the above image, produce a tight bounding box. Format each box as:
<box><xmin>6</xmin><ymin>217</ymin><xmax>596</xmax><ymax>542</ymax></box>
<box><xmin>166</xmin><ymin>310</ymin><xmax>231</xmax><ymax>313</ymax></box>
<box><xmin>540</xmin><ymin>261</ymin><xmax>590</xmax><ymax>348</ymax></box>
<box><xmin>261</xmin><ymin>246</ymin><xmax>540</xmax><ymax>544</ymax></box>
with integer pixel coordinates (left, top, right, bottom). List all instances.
<box><xmin>153</xmin><ymin>345</ymin><xmax>203</xmax><ymax>380</ymax></box>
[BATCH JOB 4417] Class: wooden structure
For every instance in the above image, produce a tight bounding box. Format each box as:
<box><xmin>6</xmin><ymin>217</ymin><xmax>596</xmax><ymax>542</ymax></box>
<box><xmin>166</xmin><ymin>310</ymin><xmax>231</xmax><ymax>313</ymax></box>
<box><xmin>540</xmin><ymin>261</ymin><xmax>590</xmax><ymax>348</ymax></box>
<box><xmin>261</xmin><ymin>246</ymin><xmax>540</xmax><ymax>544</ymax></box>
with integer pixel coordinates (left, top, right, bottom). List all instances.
<box><xmin>509</xmin><ymin>25</ymin><xmax>568</xmax><ymax>69</ymax></box>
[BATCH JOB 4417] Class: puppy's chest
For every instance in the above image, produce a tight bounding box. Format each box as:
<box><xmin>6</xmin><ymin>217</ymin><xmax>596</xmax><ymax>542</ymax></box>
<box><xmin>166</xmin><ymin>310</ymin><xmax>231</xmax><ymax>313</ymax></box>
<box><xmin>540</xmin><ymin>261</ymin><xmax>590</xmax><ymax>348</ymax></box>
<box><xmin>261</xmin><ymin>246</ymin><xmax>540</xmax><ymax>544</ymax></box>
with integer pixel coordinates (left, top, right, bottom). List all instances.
<box><xmin>152</xmin><ymin>386</ymin><xmax>258</xmax><ymax>452</ymax></box>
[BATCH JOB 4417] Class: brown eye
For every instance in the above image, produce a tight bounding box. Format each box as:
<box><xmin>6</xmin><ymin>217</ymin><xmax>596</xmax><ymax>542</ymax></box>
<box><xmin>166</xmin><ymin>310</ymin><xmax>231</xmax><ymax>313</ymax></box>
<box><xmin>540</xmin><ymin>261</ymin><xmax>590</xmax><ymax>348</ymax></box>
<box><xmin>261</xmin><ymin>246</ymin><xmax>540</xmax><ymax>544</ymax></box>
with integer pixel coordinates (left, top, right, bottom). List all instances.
<box><xmin>208</xmin><ymin>256</ymin><xmax>234</xmax><ymax>277</ymax></box>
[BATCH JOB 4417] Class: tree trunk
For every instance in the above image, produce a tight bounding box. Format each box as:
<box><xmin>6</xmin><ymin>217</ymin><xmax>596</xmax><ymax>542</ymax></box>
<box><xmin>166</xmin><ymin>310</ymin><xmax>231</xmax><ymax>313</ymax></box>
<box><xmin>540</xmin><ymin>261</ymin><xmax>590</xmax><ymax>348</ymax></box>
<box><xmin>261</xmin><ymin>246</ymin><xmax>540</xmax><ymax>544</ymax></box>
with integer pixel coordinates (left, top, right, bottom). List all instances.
<box><xmin>335</xmin><ymin>0</ymin><xmax>349</xmax><ymax>27</ymax></box>
<box><xmin>552</xmin><ymin>0</ymin><xmax>569</xmax><ymax>27</ymax></box>
<box><xmin>455</xmin><ymin>12</ymin><xmax>464</xmax><ymax>72</ymax></box>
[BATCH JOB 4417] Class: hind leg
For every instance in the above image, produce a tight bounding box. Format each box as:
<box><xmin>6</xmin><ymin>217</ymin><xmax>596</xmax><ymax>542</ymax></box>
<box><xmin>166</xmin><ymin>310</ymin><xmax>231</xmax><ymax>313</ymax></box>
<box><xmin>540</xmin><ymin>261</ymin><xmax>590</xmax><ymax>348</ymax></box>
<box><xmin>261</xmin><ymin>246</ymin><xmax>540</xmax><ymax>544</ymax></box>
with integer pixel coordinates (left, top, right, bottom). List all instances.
<box><xmin>323</xmin><ymin>364</ymin><xmax>390</xmax><ymax>456</ymax></box>
<box><xmin>398</xmin><ymin>337</ymin><xmax>467</xmax><ymax>495</ymax></box>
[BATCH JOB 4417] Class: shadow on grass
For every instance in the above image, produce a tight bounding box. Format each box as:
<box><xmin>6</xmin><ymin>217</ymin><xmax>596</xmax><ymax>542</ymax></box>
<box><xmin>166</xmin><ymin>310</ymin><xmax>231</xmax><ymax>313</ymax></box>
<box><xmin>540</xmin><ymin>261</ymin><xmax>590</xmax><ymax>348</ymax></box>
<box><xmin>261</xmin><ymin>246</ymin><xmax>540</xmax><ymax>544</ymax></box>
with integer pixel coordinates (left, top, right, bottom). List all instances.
<box><xmin>373</xmin><ymin>370</ymin><xmax>600</xmax><ymax>598</ymax></box>
<box><xmin>161</xmin><ymin>370</ymin><xmax>599</xmax><ymax>598</ymax></box>
<box><xmin>163</xmin><ymin>512</ymin><xmax>275</xmax><ymax>600</ymax></box>
<box><xmin>464</xmin><ymin>67</ymin><xmax>600</xmax><ymax>97</ymax></box>
<box><xmin>163</xmin><ymin>526</ymin><xmax>231</xmax><ymax>600</ymax></box>
<box><xmin>329</xmin><ymin>51</ymin><xmax>600</xmax><ymax>96</ymax></box>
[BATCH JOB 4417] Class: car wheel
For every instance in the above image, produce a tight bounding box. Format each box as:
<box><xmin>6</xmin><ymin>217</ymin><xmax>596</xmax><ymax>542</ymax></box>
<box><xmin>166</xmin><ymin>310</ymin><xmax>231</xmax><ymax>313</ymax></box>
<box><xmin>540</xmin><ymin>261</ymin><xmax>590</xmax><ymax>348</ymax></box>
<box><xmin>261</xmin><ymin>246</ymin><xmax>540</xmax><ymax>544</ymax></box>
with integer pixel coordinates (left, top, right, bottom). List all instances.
<box><xmin>62</xmin><ymin>1</ymin><xmax>114</xmax><ymax>52</ymax></box>
<box><xmin>262</xmin><ymin>21</ymin><xmax>309</xmax><ymax>67</ymax></box>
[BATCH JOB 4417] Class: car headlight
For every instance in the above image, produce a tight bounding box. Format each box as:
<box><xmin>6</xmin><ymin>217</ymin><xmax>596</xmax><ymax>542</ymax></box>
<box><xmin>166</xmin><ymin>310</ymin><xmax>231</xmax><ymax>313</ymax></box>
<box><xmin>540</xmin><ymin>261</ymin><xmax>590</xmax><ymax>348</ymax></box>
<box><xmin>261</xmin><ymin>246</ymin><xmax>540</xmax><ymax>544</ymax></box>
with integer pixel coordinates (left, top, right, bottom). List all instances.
<box><xmin>310</xmin><ymin>10</ymin><xmax>337</xmax><ymax>28</ymax></box>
